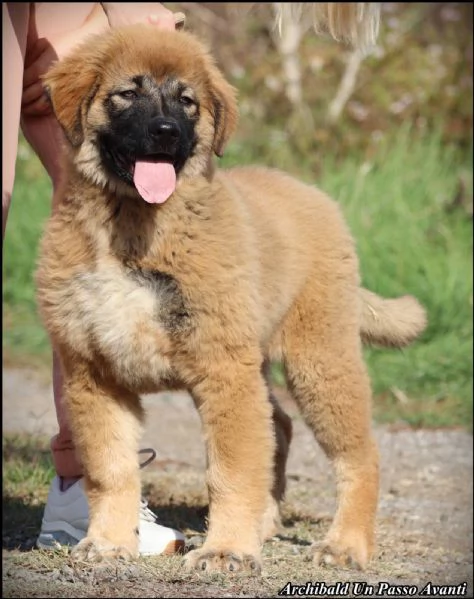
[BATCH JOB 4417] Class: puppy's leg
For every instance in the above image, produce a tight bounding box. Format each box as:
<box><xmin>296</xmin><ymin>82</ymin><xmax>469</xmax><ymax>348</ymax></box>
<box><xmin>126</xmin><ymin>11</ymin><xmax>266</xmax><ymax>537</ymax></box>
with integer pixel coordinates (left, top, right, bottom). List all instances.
<box><xmin>185</xmin><ymin>358</ymin><xmax>275</xmax><ymax>574</ymax></box>
<box><xmin>61</xmin><ymin>356</ymin><xmax>144</xmax><ymax>562</ymax></box>
<box><xmin>262</xmin><ymin>391</ymin><xmax>293</xmax><ymax>540</ymax></box>
<box><xmin>282</xmin><ymin>284</ymin><xmax>379</xmax><ymax>570</ymax></box>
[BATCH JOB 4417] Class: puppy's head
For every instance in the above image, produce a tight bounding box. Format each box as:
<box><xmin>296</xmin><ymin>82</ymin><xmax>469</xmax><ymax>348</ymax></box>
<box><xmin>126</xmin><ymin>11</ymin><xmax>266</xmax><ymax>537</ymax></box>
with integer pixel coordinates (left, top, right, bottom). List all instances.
<box><xmin>43</xmin><ymin>26</ymin><xmax>238</xmax><ymax>203</ymax></box>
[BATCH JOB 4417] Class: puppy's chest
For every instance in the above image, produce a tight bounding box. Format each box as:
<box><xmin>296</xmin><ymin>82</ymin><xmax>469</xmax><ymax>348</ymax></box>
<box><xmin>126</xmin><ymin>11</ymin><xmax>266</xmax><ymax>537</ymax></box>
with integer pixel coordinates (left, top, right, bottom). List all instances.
<box><xmin>62</xmin><ymin>262</ymin><xmax>190</xmax><ymax>386</ymax></box>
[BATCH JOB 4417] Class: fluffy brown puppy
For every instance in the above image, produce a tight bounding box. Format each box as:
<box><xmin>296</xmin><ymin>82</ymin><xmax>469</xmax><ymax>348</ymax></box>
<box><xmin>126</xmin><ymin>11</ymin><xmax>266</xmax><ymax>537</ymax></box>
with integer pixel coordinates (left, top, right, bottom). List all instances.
<box><xmin>37</xmin><ymin>25</ymin><xmax>426</xmax><ymax>574</ymax></box>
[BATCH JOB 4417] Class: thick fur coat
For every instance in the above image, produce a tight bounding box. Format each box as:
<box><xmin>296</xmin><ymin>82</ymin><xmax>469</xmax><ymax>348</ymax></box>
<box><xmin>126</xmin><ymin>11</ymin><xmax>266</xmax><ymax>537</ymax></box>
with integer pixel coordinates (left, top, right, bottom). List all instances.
<box><xmin>37</xmin><ymin>26</ymin><xmax>426</xmax><ymax>573</ymax></box>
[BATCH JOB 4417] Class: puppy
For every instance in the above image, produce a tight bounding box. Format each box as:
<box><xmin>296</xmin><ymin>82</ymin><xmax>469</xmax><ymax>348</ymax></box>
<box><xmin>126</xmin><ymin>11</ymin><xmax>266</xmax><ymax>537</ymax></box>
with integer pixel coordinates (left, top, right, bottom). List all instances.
<box><xmin>37</xmin><ymin>25</ymin><xmax>426</xmax><ymax>573</ymax></box>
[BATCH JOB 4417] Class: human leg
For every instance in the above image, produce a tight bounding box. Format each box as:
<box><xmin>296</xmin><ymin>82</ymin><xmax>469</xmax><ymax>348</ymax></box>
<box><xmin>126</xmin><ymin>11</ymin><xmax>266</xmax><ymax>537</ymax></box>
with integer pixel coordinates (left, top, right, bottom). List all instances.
<box><xmin>20</xmin><ymin>3</ymin><xmax>119</xmax><ymax>480</ymax></box>
<box><xmin>2</xmin><ymin>3</ymin><xmax>29</xmax><ymax>238</ymax></box>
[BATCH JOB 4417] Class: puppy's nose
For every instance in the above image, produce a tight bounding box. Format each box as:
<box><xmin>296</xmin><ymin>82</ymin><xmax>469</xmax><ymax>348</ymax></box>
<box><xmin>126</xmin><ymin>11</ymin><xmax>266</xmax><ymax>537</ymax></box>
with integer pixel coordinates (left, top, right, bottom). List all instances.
<box><xmin>149</xmin><ymin>118</ymin><xmax>180</xmax><ymax>142</ymax></box>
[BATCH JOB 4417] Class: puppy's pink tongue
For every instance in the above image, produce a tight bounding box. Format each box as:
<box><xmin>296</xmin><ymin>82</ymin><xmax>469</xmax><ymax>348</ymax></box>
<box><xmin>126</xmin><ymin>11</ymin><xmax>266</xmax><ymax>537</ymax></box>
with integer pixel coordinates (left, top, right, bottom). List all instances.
<box><xmin>133</xmin><ymin>160</ymin><xmax>176</xmax><ymax>204</ymax></box>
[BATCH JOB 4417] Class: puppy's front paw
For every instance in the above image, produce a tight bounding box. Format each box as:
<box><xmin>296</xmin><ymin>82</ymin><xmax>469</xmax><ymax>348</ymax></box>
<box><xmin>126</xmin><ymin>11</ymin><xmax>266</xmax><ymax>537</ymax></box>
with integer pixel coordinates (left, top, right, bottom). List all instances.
<box><xmin>184</xmin><ymin>547</ymin><xmax>261</xmax><ymax>575</ymax></box>
<box><xmin>71</xmin><ymin>536</ymin><xmax>137</xmax><ymax>563</ymax></box>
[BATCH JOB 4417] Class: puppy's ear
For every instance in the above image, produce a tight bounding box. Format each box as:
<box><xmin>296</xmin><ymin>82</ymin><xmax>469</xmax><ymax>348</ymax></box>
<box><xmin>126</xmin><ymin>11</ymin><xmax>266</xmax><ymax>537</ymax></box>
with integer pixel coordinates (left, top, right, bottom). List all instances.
<box><xmin>207</xmin><ymin>65</ymin><xmax>238</xmax><ymax>157</ymax></box>
<box><xmin>42</xmin><ymin>54</ymin><xmax>100</xmax><ymax>147</ymax></box>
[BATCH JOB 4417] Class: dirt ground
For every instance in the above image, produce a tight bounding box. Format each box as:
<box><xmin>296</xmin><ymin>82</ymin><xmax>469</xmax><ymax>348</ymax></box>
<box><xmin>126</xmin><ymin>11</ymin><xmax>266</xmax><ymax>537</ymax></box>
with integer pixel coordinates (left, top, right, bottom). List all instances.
<box><xmin>2</xmin><ymin>366</ymin><xmax>473</xmax><ymax>598</ymax></box>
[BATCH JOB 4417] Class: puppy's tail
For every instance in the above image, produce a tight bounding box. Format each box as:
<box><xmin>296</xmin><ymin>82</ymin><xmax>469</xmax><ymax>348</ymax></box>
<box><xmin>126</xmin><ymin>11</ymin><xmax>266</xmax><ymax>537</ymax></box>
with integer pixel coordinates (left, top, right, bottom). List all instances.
<box><xmin>360</xmin><ymin>288</ymin><xmax>427</xmax><ymax>348</ymax></box>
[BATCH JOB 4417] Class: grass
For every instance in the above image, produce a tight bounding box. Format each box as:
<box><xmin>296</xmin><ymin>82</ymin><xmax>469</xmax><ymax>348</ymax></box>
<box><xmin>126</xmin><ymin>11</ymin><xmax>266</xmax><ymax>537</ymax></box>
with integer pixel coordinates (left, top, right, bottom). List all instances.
<box><xmin>3</xmin><ymin>141</ymin><xmax>53</xmax><ymax>368</ymax></box>
<box><xmin>3</xmin><ymin>434</ymin><xmax>55</xmax><ymax>552</ymax></box>
<box><xmin>3</xmin><ymin>126</ymin><xmax>473</xmax><ymax>428</ymax></box>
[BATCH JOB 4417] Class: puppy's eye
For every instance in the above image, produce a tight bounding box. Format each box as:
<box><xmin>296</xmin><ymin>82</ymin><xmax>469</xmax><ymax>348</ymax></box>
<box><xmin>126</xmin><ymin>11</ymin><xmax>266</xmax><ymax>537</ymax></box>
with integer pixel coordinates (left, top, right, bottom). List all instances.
<box><xmin>179</xmin><ymin>94</ymin><xmax>195</xmax><ymax>107</ymax></box>
<box><xmin>118</xmin><ymin>90</ymin><xmax>138</xmax><ymax>100</ymax></box>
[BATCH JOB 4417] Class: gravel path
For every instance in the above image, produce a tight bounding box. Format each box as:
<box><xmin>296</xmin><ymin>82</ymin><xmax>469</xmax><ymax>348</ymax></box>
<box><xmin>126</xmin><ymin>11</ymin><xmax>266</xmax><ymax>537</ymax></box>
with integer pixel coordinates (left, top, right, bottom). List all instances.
<box><xmin>3</xmin><ymin>366</ymin><xmax>473</xmax><ymax>597</ymax></box>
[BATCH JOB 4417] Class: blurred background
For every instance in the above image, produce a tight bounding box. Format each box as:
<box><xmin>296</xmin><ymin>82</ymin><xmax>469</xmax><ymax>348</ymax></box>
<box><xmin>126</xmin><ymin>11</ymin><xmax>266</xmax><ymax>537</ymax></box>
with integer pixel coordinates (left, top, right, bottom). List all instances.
<box><xmin>3</xmin><ymin>2</ymin><xmax>473</xmax><ymax>429</ymax></box>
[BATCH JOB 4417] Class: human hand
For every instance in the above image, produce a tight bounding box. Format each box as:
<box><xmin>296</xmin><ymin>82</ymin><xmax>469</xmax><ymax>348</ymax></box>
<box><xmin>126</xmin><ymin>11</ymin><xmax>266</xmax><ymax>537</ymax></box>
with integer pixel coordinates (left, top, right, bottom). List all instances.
<box><xmin>101</xmin><ymin>3</ymin><xmax>185</xmax><ymax>30</ymax></box>
<box><xmin>21</xmin><ymin>37</ymin><xmax>53</xmax><ymax>116</ymax></box>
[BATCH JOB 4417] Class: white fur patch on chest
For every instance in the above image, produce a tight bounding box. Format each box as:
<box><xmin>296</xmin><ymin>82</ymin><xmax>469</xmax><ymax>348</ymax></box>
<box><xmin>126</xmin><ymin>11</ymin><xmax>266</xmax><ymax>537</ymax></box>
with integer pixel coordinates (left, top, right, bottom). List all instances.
<box><xmin>57</xmin><ymin>264</ymin><xmax>173</xmax><ymax>388</ymax></box>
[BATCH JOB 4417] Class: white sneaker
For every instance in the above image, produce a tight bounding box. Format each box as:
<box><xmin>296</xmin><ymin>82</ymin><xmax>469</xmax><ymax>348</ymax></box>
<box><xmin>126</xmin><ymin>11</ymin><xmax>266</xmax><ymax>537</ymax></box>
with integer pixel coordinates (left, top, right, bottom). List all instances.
<box><xmin>37</xmin><ymin>450</ymin><xmax>185</xmax><ymax>556</ymax></box>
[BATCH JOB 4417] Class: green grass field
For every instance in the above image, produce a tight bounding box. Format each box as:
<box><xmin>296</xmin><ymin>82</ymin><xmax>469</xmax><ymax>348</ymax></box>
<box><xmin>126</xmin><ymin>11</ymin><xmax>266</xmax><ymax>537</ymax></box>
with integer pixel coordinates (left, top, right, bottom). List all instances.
<box><xmin>3</xmin><ymin>128</ymin><xmax>473</xmax><ymax>428</ymax></box>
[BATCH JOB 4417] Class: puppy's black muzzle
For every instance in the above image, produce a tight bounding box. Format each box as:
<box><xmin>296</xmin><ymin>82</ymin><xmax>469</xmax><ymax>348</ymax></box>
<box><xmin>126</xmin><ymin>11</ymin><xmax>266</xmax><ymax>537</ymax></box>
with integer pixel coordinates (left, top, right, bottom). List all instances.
<box><xmin>100</xmin><ymin>108</ymin><xmax>195</xmax><ymax>186</ymax></box>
